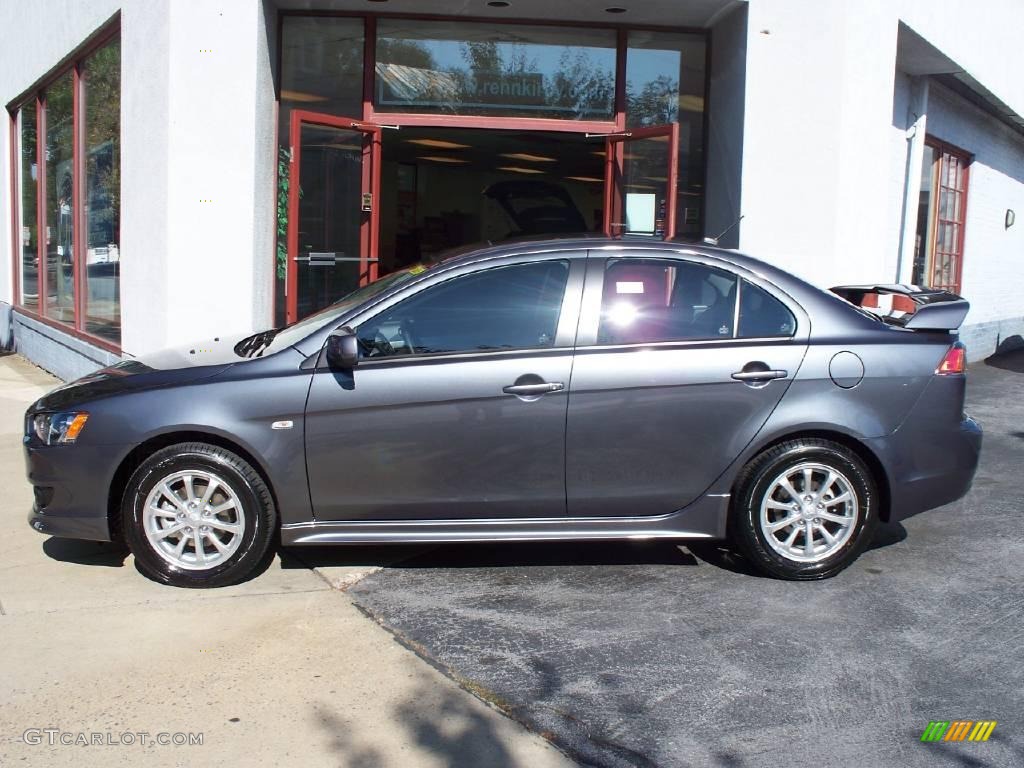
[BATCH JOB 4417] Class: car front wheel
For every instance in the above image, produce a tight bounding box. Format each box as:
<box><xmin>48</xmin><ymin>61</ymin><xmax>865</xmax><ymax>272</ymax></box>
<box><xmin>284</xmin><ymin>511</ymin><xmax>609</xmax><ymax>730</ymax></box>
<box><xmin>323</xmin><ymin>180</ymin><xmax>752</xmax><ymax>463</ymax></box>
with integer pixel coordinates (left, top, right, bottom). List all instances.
<box><xmin>730</xmin><ymin>438</ymin><xmax>878</xmax><ymax>580</ymax></box>
<box><xmin>122</xmin><ymin>442</ymin><xmax>276</xmax><ymax>588</ymax></box>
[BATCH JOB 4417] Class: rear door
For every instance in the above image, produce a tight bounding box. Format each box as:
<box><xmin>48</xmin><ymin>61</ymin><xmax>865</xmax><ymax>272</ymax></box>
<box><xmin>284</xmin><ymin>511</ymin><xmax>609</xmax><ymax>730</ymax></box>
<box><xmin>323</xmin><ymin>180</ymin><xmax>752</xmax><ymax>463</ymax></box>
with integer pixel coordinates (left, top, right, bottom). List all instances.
<box><xmin>566</xmin><ymin>251</ymin><xmax>809</xmax><ymax>517</ymax></box>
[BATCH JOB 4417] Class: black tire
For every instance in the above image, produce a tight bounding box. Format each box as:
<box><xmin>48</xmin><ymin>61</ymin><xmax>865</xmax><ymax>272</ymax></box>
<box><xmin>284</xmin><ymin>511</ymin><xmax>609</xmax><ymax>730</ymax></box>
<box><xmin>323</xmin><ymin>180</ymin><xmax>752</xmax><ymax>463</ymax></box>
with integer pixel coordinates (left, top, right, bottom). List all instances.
<box><xmin>729</xmin><ymin>438</ymin><xmax>878</xmax><ymax>580</ymax></box>
<box><xmin>121</xmin><ymin>442</ymin><xmax>276</xmax><ymax>588</ymax></box>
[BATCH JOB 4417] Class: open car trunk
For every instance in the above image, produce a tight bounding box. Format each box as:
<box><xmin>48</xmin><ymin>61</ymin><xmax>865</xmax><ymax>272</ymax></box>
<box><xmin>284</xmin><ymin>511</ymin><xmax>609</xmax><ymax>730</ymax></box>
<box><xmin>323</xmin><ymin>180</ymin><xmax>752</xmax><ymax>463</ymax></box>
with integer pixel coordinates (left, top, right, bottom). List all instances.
<box><xmin>830</xmin><ymin>284</ymin><xmax>970</xmax><ymax>331</ymax></box>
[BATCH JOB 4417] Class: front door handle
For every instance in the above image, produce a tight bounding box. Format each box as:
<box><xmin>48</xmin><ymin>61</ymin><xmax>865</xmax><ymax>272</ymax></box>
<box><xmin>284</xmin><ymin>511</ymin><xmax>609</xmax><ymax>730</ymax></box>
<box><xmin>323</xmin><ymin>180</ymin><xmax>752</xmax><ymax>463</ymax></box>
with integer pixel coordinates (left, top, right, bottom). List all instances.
<box><xmin>503</xmin><ymin>382</ymin><xmax>565</xmax><ymax>396</ymax></box>
<box><xmin>731</xmin><ymin>369</ymin><xmax>788</xmax><ymax>382</ymax></box>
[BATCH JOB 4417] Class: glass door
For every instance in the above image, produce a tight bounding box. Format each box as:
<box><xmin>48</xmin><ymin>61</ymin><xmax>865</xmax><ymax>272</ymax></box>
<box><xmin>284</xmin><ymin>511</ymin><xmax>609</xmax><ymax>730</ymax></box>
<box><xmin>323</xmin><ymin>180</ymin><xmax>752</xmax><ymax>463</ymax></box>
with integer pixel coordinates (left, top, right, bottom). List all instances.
<box><xmin>603</xmin><ymin>124</ymin><xmax>679</xmax><ymax>240</ymax></box>
<box><xmin>287</xmin><ymin>111</ymin><xmax>382</xmax><ymax>323</ymax></box>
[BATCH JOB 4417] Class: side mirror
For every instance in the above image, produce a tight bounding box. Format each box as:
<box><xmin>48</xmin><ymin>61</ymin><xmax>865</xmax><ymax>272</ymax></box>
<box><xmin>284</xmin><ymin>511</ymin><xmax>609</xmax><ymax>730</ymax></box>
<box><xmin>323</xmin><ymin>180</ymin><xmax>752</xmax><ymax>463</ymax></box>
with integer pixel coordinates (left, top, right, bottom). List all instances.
<box><xmin>325</xmin><ymin>326</ymin><xmax>359</xmax><ymax>369</ymax></box>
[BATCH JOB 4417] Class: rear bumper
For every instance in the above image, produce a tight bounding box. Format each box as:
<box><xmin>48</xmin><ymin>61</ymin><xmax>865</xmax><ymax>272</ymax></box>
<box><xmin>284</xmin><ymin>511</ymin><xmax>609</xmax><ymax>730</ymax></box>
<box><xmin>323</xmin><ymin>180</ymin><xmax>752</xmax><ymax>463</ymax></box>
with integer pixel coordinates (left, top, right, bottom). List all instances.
<box><xmin>867</xmin><ymin>413</ymin><xmax>982</xmax><ymax>523</ymax></box>
<box><xmin>24</xmin><ymin>438</ymin><xmax>120</xmax><ymax>542</ymax></box>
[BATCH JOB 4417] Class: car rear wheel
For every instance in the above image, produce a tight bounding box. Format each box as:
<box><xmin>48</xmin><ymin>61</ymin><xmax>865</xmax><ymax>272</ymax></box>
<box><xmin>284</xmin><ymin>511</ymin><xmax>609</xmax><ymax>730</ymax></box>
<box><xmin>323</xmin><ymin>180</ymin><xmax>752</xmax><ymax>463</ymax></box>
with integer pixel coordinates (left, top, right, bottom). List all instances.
<box><xmin>122</xmin><ymin>443</ymin><xmax>276</xmax><ymax>588</ymax></box>
<box><xmin>730</xmin><ymin>438</ymin><xmax>878</xmax><ymax>580</ymax></box>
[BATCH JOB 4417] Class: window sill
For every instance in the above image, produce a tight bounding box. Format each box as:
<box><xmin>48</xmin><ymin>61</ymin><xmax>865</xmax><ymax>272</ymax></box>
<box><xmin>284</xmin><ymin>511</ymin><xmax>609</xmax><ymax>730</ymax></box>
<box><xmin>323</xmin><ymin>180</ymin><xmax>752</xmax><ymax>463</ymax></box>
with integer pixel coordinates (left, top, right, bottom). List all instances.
<box><xmin>12</xmin><ymin>307</ymin><xmax>121</xmax><ymax>355</ymax></box>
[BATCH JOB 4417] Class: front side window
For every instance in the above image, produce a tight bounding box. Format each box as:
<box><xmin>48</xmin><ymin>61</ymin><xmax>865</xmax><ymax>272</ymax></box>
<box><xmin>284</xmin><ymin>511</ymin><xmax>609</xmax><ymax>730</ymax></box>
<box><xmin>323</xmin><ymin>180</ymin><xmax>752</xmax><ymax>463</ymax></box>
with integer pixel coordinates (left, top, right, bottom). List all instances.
<box><xmin>597</xmin><ymin>259</ymin><xmax>795</xmax><ymax>345</ymax></box>
<box><xmin>358</xmin><ymin>260</ymin><xmax>569</xmax><ymax>358</ymax></box>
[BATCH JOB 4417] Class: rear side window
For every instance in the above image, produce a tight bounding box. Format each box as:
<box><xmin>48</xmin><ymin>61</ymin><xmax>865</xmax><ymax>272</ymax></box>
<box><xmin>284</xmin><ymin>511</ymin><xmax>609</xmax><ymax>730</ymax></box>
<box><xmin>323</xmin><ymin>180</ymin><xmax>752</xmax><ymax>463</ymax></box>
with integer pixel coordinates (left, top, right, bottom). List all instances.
<box><xmin>596</xmin><ymin>260</ymin><xmax>796</xmax><ymax>344</ymax></box>
<box><xmin>597</xmin><ymin>258</ymin><xmax>740</xmax><ymax>344</ymax></box>
<box><xmin>737</xmin><ymin>280</ymin><xmax>796</xmax><ymax>338</ymax></box>
<box><xmin>357</xmin><ymin>260</ymin><xmax>569</xmax><ymax>358</ymax></box>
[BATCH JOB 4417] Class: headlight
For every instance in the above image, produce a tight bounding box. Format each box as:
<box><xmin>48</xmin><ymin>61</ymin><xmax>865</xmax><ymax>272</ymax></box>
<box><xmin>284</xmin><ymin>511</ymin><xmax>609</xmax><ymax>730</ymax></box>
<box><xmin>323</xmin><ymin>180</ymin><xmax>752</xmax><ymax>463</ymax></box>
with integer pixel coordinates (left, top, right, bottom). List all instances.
<box><xmin>32</xmin><ymin>412</ymin><xmax>90</xmax><ymax>445</ymax></box>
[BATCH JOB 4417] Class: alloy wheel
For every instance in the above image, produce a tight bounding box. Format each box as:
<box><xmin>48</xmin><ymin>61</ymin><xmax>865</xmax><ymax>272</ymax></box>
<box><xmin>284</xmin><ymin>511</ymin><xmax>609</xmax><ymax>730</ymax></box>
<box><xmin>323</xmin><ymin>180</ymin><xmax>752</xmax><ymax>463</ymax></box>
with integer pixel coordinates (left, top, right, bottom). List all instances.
<box><xmin>759</xmin><ymin>461</ymin><xmax>859</xmax><ymax>563</ymax></box>
<box><xmin>142</xmin><ymin>470</ymin><xmax>245</xmax><ymax>570</ymax></box>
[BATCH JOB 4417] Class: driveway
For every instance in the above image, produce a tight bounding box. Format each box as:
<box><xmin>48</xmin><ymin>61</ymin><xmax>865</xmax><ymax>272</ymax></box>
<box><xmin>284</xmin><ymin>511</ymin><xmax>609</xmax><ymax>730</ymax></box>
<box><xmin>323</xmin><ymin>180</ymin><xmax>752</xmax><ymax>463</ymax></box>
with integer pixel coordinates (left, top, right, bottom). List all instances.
<box><xmin>348</xmin><ymin>352</ymin><xmax>1024</xmax><ymax>768</ymax></box>
<box><xmin>0</xmin><ymin>352</ymin><xmax>572</xmax><ymax>768</ymax></box>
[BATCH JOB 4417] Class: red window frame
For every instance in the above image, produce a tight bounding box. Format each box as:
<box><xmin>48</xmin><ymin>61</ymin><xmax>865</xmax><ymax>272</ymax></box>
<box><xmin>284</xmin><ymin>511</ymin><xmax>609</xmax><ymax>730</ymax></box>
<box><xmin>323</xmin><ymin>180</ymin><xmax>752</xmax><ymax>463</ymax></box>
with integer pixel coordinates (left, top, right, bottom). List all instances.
<box><xmin>7</xmin><ymin>20</ymin><xmax>121</xmax><ymax>354</ymax></box>
<box><xmin>923</xmin><ymin>137</ymin><xmax>971</xmax><ymax>295</ymax></box>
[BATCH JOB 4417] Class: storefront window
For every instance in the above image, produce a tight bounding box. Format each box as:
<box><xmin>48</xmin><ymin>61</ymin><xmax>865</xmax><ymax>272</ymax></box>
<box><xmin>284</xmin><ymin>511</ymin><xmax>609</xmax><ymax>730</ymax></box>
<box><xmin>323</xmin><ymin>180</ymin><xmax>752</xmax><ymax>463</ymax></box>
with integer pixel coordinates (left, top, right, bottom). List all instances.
<box><xmin>83</xmin><ymin>38</ymin><xmax>121</xmax><ymax>343</ymax></box>
<box><xmin>280</xmin><ymin>17</ymin><xmax>364</xmax><ymax>119</ymax></box>
<box><xmin>10</xmin><ymin>28</ymin><xmax>120</xmax><ymax>347</ymax></box>
<box><xmin>44</xmin><ymin>72</ymin><xmax>75</xmax><ymax>326</ymax></box>
<box><xmin>17</xmin><ymin>104</ymin><xmax>39</xmax><ymax>311</ymax></box>
<box><xmin>375</xmin><ymin>20</ymin><xmax>616</xmax><ymax>120</ymax></box>
<box><xmin>626</xmin><ymin>31</ymin><xmax>706</xmax><ymax>239</ymax></box>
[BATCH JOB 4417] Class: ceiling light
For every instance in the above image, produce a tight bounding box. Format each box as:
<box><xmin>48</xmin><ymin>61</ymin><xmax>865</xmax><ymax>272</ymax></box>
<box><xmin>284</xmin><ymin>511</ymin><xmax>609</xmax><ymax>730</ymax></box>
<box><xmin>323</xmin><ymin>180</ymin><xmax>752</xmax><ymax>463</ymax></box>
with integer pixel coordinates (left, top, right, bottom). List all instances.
<box><xmin>498</xmin><ymin>166</ymin><xmax>545</xmax><ymax>175</ymax></box>
<box><xmin>281</xmin><ymin>89</ymin><xmax>328</xmax><ymax>103</ymax></box>
<box><xmin>627</xmin><ymin>183</ymin><xmax>657</xmax><ymax>190</ymax></box>
<box><xmin>418</xmin><ymin>155</ymin><xmax>470</xmax><ymax>164</ymax></box>
<box><xmin>645</xmin><ymin>176</ymin><xmax>668</xmax><ymax>182</ymax></box>
<box><xmin>499</xmin><ymin>152</ymin><xmax>556</xmax><ymax>163</ymax></box>
<box><xmin>605</xmin><ymin>7</ymin><xmax>627</xmax><ymax>13</ymax></box>
<box><xmin>566</xmin><ymin>176</ymin><xmax>603</xmax><ymax>183</ymax></box>
<box><xmin>487</xmin><ymin>1</ymin><xmax>511</xmax><ymax>6</ymax></box>
<box><xmin>405</xmin><ymin>138</ymin><xmax>471</xmax><ymax>149</ymax></box>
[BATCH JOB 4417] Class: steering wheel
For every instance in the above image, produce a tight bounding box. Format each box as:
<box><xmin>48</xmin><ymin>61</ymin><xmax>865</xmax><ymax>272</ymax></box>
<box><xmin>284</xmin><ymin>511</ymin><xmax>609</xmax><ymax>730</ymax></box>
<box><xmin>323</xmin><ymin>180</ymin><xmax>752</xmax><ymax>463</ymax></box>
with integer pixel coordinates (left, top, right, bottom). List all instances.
<box><xmin>367</xmin><ymin>330</ymin><xmax>394</xmax><ymax>358</ymax></box>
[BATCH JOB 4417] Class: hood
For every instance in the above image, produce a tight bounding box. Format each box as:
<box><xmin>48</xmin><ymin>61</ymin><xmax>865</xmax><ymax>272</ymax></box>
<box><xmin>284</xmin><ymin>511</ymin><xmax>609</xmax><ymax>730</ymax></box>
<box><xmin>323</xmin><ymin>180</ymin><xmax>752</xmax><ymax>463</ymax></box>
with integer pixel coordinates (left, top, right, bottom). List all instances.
<box><xmin>30</xmin><ymin>333</ymin><xmax>251</xmax><ymax>412</ymax></box>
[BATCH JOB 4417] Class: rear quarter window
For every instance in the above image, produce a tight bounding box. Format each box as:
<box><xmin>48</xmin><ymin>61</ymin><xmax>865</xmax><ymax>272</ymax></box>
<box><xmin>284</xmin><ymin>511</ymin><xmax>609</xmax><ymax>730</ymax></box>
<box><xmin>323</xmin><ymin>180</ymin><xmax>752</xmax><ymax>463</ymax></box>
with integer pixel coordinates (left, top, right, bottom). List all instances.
<box><xmin>737</xmin><ymin>280</ymin><xmax>796</xmax><ymax>338</ymax></box>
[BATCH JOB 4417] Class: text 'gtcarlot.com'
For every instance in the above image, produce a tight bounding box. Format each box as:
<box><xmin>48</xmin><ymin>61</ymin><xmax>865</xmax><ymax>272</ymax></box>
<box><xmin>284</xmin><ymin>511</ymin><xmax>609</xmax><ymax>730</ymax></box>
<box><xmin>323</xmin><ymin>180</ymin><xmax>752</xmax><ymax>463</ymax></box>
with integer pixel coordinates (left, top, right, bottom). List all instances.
<box><xmin>23</xmin><ymin>729</ymin><xmax>204</xmax><ymax>747</ymax></box>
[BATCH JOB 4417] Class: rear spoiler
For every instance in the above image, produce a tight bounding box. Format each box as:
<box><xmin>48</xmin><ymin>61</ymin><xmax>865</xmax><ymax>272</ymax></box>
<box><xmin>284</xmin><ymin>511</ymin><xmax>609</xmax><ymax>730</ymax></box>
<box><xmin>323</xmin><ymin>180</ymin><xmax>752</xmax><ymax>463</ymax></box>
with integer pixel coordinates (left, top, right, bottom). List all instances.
<box><xmin>830</xmin><ymin>284</ymin><xmax>970</xmax><ymax>331</ymax></box>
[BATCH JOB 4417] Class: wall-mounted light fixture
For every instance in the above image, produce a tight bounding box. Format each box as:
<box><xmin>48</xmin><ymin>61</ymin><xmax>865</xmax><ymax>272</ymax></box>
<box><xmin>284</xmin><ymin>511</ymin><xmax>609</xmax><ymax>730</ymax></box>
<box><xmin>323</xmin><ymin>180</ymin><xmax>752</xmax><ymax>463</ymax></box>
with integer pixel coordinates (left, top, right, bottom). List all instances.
<box><xmin>1007</xmin><ymin>209</ymin><xmax>1016</xmax><ymax>229</ymax></box>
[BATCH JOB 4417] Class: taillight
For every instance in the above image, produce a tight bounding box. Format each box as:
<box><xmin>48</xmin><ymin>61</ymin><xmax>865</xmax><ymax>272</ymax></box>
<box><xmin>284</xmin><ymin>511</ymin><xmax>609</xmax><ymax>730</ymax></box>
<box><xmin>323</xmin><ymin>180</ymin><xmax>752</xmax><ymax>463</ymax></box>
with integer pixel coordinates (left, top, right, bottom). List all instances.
<box><xmin>936</xmin><ymin>343</ymin><xmax>966</xmax><ymax>375</ymax></box>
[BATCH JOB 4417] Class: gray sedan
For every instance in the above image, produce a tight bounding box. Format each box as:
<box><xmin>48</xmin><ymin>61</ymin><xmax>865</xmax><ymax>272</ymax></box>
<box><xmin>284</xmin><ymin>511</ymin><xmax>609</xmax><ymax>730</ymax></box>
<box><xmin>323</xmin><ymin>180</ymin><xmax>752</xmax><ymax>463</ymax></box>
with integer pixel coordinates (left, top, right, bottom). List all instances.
<box><xmin>24</xmin><ymin>239</ymin><xmax>981</xmax><ymax>587</ymax></box>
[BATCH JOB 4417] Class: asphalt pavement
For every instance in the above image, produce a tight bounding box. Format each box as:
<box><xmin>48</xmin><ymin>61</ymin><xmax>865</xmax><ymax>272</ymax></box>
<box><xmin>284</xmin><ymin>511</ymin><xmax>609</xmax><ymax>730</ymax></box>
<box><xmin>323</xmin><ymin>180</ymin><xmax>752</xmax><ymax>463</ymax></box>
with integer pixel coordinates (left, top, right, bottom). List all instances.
<box><xmin>349</xmin><ymin>352</ymin><xmax>1024</xmax><ymax>768</ymax></box>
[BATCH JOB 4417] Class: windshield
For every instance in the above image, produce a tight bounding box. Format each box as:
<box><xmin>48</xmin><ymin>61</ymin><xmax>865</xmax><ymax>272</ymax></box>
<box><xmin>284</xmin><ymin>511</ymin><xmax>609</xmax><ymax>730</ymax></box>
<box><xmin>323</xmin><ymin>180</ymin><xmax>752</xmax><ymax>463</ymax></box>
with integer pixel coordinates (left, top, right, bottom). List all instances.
<box><xmin>247</xmin><ymin>266</ymin><xmax>427</xmax><ymax>357</ymax></box>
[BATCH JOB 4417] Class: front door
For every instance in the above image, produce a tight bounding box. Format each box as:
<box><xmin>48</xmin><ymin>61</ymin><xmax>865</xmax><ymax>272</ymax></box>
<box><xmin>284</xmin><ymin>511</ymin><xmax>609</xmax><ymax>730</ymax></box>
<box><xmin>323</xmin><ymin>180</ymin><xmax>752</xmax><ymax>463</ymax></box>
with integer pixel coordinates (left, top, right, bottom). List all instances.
<box><xmin>604</xmin><ymin>124</ymin><xmax>680</xmax><ymax>239</ymax></box>
<box><xmin>304</xmin><ymin>254</ymin><xmax>585</xmax><ymax>521</ymax></box>
<box><xmin>566</xmin><ymin>252</ymin><xmax>808</xmax><ymax>517</ymax></box>
<box><xmin>287</xmin><ymin>111</ymin><xmax>382</xmax><ymax>323</ymax></box>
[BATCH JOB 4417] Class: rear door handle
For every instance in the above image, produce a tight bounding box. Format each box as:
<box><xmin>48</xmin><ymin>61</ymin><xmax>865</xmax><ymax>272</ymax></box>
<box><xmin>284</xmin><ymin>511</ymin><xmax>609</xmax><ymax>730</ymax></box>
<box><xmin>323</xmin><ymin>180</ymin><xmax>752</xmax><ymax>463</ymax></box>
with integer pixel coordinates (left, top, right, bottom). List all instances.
<box><xmin>731</xmin><ymin>369</ymin><xmax>788</xmax><ymax>382</ymax></box>
<box><xmin>503</xmin><ymin>382</ymin><xmax>565</xmax><ymax>396</ymax></box>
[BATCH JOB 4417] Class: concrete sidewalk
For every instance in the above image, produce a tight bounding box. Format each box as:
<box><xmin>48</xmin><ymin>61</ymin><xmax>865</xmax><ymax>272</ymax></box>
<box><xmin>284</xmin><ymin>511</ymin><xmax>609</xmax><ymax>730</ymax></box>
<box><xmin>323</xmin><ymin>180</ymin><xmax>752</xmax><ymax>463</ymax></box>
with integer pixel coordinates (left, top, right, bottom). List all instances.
<box><xmin>0</xmin><ymin>352</ymin><xmax>574</xmax><ymax>768</ymax></box>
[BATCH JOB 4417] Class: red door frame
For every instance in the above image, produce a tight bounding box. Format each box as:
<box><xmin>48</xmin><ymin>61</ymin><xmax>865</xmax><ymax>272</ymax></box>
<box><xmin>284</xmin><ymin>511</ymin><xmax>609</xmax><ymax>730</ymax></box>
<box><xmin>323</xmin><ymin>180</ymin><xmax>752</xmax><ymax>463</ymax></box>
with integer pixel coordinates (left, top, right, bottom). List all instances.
<box><xmin>603</xmin><ymin>123</ymin><xmax>680</xmax><ymax>239</ymax></box>
<box><xmin>285</xmin><ymin>109</ymin><xmax>382</xmax><ymax>324</ymax></box>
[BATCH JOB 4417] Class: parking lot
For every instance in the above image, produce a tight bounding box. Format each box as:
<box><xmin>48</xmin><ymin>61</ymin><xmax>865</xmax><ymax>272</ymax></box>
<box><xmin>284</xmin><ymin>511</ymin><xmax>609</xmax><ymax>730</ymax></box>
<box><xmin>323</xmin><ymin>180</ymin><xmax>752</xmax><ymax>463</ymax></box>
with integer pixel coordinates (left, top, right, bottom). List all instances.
<box><xmin>347</xmin><ymin>351</ymin><xmax>1024</xmax><ymax>767</ymax></box>
<box><xmin>2</xmin><ymin>350</ymin><xmax>1021</xmax><ymax>767</ymax></box>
